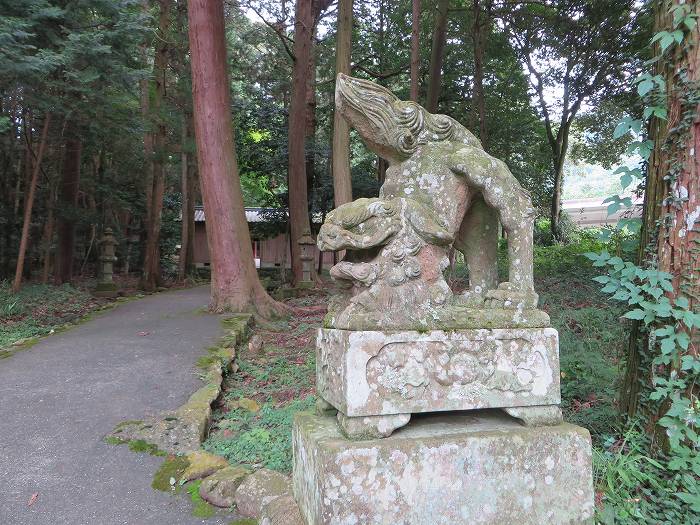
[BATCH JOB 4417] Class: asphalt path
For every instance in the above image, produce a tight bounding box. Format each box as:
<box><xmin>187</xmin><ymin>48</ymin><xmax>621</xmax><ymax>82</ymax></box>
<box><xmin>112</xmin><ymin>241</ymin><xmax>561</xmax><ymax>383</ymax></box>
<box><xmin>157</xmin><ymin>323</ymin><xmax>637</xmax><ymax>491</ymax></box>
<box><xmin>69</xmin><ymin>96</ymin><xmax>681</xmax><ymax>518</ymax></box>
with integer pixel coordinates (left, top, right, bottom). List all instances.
<box><xmin>0</xmin><ymin>286</ymin><xmax>232</xmax><ymax>525</ymax></box>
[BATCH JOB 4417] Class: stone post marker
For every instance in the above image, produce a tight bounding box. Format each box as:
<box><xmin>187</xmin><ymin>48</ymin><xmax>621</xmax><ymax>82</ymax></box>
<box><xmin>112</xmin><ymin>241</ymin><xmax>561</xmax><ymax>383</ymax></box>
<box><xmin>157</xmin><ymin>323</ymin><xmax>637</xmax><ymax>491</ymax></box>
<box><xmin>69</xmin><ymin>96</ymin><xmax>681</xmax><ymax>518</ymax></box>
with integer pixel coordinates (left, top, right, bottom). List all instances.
<box><xmin>290</xmin><ymin>75</ymin><xmax>594</xmax><ymax>524</ymax></box>
<box><xmin>94</xmin><ymin>227</ymin><xmax>119</xmax><ymax>297</ymax></box>
<box><xmin>297</xmin><ymin>229</ymin><xmax>315</xmax><ymax>288</ymax></box>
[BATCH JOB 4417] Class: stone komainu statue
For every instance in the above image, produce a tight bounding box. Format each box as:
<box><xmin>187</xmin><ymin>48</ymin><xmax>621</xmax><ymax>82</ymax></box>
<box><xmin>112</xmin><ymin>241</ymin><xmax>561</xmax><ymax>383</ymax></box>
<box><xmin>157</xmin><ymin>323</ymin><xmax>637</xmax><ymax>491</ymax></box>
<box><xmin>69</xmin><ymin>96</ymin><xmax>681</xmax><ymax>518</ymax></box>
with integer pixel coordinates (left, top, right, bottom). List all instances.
<box><xmin>318</xmin><ymin>74</ymin><xmax>540</xmax><ymax>330</ymax></box>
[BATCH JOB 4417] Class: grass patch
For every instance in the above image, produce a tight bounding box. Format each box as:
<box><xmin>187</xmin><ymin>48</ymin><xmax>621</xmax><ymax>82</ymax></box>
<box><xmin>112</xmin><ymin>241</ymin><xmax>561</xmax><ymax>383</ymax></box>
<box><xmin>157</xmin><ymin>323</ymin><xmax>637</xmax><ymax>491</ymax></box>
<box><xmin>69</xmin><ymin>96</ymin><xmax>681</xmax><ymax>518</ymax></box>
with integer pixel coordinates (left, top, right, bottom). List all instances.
<box><xmin>204</xmin><ymin>299</ymin><xmax>322</xmax><ymax>473</ymax></box>
<box><xmin>186</xmin><ymin>480</ymin><xmax>216</xmax><ymax>518</ymax></box>
<box><xmin>0</xmin><ymin>281</ymin><xmax>108</xmax><ymax>351</ymax></box>
<box><xmin>152</xmin><ymin>455</ymin><xmax>190</xmax><ymax>492</ymax></box>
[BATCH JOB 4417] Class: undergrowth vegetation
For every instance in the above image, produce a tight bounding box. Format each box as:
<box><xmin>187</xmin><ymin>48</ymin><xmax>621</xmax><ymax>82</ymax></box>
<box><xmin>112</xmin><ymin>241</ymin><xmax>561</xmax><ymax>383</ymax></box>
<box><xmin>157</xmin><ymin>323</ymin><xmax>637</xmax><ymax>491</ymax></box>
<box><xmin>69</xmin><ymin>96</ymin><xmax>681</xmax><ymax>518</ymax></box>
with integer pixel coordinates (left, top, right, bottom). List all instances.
<box><xmin>203</xmin><ymin>296</ymin><xmax>324</xmax><ymax>472</ymax></box>
<box><xmin>0</xmin><ymin>281</ymin><xmax>105</xmax><ymax>351</ymax></box>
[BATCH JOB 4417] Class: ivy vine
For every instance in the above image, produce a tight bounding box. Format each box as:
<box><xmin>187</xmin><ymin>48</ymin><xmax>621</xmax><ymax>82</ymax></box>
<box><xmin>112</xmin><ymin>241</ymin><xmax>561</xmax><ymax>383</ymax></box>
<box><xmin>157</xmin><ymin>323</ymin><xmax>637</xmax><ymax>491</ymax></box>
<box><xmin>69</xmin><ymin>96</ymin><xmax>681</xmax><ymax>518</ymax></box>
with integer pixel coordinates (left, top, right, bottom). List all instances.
<box><xmin>588</xmin><ymin>0</ymin><xmax>699</xmax><ymax>514</ymax></box>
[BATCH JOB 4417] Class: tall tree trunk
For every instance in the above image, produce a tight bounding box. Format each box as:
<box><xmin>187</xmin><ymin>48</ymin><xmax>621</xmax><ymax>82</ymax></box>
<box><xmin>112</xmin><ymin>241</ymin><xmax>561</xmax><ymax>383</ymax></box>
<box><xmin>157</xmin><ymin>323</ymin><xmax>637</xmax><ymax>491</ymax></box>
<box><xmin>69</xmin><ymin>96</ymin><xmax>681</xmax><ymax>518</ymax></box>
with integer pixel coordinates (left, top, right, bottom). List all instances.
<box><xmin>178</xmin><ymin>119</ymin><xmax>195</xmax><ymax>281</ymax></box>
<box><xmin>140</xmin><ymin>0</ymin><xmax>154</xmax><ymax>275</ymax></box>
<box><xmin>620</xmin><ymin>0</ymin><xmax>699</xmax><ymax>427</ymax></box>
<box><xmin>288</xmin><ymin>0</ymin><xmax>315</xmax><ymax>284</ymax></box>
<box><xmin>142</xmin><ymin>0</ymin><xmax>171</xmax><ymax>291</ymax></box>
<box><xmin>305</xmin><ymin>29</ymin><xmax>317</xmax><ymax>223</ymax></box>
<box><xmin>55</xmin><ymin>127</ymin><xmax>82</xmax><ymax>285</ymax></box>
<box><xmin>549</xmin><ymin>139</ymin><xmax>567</xmax><ymax>238</ymax></box>
<box><xmin>410</xmin><ymin>0</ymin><xmax>421</xmax><ymax>102</ymax></box>
<box><xmin>331</xmin><ymin>0</ymin><xmax>353</xmax><ymax>208</ymax></box>
<box><xmin>426</xmin><ymin>0</ymin><xmax>449</xmax><ymax>113</ymax></box>
<box><xmin>472</xmin><ymin>0</ymin><xmax>489</xmax><ymax>150</ymax></box>
<box><xmin>12</xmin><ymin>114</ymin><xmax>51</xmax><ymax>292</ymax></box>
<box><xmin>187</xmin><ymin>0</ymin><xmax>286</xmax><ymax>316</ymax></box>
<box><xmin>41</xmin><ymin>185</ymin><xmax>56</xmax><ymax>283</ymax></box>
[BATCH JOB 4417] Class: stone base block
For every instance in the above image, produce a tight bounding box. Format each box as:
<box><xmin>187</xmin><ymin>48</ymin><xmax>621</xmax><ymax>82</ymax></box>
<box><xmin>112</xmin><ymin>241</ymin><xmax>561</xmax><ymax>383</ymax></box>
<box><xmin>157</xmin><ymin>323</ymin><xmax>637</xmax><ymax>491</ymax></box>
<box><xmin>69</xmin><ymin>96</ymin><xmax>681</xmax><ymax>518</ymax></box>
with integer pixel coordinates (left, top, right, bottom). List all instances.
<box><xmin>292</xmin><ymin>411</ymin><xmax>594</xmax><ymax>525</ymax></box>
<box><xmin>317</xmin><ymin>327</ymin><xmax>560</xmax><ymax>417</ymax></box>
<box><xmin>94</xmin><ymin>281</ymin><xmax>119</xmax><ymax>298</ymax></box>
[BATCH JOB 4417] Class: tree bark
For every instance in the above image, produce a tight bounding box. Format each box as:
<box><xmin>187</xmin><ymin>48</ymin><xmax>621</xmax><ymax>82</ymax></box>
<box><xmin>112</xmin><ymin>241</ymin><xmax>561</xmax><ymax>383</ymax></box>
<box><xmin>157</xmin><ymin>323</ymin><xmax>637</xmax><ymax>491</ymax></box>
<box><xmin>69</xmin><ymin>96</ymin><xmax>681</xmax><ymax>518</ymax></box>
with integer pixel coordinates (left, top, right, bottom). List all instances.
<box><xmin>305</xmin><ymin>25</ymin><xmax>317</xmax><ymax>223</ymax></box>
<box><xmin>620</xmin><ymin>0</ymin><xmax>700</xmax><ymax>423</ymax></box>
<box><xmin>549</xmin><ymin>131</ymin><xmax>568</xmax><ymax>237</ymax></box>
<box><xmin>426</xmin><ymin>0</ymin><xmax>449</xmax><ymax>113</ymax></box>
<box><xmin>187</xmin><ymin>0</ymin><xmax>286</xmax><ymax>316</ymax></box>
<box><xmin>142</xmin><ymin>0</ymin><xmax>171</xmax><ymax>291</ymax></box>
<box><xmin>410</xmin><ymin>0</ymin><xmax>421</xmax><ymax>102</ymax></box>
<box><xmin>472</xmin><ymin>0</ymin><xmax>489</xmax><ymax>150</ymax></box>
<box><xmin>331</xmin><ymin>0</ymin><xmax>353</xmax><ymax>208</ymax></box>
<box><xmin>41</xmin><ymin>185</ymin><xmax>56</xmax><ymax>283</ymax></box>
<box><xmin>178</xmin><ymin>119</ymin><xmax>194</xmax><ymax>282</ymax></box>
<box><xmin>54</xmin><ymin>127</ymin><xmax>82</xmax><ymax>285</ymax></box>
<box><xmin>288</xmin><ymin>0</ymin><xmax>315</xmax><ymax>284</ymax></box>
<box><xmin>12</xmin><ymin>114</ymin><xmax>51</xmax><ymax>292</ymax></box>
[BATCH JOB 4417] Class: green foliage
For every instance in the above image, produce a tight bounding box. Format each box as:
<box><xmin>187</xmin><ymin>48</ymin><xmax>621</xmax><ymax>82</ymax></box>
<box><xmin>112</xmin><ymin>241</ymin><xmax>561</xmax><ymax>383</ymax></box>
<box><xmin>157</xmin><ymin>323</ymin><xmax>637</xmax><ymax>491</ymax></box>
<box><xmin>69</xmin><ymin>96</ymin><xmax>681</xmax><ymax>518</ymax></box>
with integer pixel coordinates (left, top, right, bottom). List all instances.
<box><xmin>593</xmin><ymin>424</ymin><xmax>693</xmax><ymax>524</ymax></box>
<box><xmin>533</xmin><ymin>213</ymin><xmax>587</xmax><ymax>247</ymax></box>
<box><xmin>186</xmin><ymin>480</ymin><xmax>216</xmax><ymax>518</ymax></box>
<box><xmin>0</xmin><ymin>281</ymin><xmax>100</xmax><ymax>348</ymax></box>
<box><xmin>204</xmin><ymin>330</ymin><xmax>317</xmax><ymax>473</ymax></box>
<box><xmin>536</xmin><ymin>246</ymin><xmax>625</xmax><ymax>439</ymax></box>
<box><xmin>204</xmin><ymin>397</ymin><xmax>315</xmax><ymax>473</ymax></box>
<box><xmin>586</xmin><ymin>249</ymin><xmax>700</xmax><ymax>513</ymax></box>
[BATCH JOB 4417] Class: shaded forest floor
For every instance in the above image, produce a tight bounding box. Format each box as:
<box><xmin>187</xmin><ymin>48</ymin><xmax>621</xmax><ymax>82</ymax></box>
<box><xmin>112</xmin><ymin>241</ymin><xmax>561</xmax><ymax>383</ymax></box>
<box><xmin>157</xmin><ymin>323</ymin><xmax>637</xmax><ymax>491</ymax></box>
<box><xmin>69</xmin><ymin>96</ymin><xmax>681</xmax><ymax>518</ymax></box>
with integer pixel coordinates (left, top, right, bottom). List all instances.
<box><xmin>0</xmin><ymin>276</ymin><xmax>198</xmax><ymax>356</ymax></box>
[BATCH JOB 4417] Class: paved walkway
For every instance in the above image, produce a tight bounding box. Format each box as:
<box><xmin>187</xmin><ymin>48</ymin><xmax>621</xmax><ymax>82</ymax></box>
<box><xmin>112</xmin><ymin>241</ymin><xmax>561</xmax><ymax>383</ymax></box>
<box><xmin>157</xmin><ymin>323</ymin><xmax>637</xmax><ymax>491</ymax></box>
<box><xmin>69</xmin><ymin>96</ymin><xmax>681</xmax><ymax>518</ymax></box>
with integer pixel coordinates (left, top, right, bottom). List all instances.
<box><xmin>0</xmin><ymin>286</ymin><xmax>232</xmax><ymax>525</ymax></box>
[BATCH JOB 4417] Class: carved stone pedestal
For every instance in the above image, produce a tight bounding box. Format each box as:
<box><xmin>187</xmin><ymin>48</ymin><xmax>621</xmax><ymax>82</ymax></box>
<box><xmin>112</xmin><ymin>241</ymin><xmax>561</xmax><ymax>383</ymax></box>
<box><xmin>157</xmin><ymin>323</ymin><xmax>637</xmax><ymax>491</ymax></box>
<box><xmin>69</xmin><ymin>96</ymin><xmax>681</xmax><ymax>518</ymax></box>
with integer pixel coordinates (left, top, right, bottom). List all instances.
<box><xmin>317</xmin><ymin>327</ymin><xmax>561</xmax><ymax>436</ymax></box>
<box><xmin>292</xmin><ymin>410</ymin><xmax>594</xmax><ymax>525</ymax></box>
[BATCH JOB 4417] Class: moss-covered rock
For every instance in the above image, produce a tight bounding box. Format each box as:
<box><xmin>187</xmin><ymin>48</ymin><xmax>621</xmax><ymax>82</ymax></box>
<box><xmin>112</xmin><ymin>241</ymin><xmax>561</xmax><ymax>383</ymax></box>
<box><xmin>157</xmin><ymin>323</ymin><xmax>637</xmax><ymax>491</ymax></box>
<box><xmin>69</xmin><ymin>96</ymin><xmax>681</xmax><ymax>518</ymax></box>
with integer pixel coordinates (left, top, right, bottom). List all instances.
<box><xmin>152</xmin><ymin>455</ymin><xmax>190</xmax><ymax>492</ymax></box>
<box><xmin>182</xmin><ymin>450</ymin><xmax>229</xmax><ymax>482</ymax></box>
<box><xmin>260</xmin><ymin>495</ymin><xmax>304</xmax><ymax>525</ymax></box>
<box><xmin>199</xmin><ymin>466</ymin><xmax>250</xmax><ymax>508</ymax></box>
<box><xmin>234</xmin><ymin>469</ymin><xmax>291</xmax><ymax>518</ymax></box>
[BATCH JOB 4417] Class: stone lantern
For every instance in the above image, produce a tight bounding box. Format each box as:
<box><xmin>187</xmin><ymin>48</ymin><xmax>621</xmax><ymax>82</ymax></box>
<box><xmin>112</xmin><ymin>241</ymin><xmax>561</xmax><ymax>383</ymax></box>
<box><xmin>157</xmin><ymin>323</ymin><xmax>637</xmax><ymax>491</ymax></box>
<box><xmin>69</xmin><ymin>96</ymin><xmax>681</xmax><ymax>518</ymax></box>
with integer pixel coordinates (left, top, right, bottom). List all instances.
<box><xmin>94</xmin><ymin>227</ymin><xmax>119</xmax><ymax>297</ymax></box>
<box><xmin>297</xmin><ymin>229</ymin><xmax>315</xmax><ymax>288</ymax></box>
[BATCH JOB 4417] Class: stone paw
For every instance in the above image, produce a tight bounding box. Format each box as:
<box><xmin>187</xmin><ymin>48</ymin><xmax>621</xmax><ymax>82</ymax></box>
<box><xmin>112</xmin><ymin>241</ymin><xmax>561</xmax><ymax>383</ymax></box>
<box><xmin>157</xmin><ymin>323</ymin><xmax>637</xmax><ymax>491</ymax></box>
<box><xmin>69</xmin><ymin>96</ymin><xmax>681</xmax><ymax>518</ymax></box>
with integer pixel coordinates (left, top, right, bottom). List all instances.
<box><xmin>484</xmin><ymin>283</ymin><xmax>538</xmax><ymax>309</ymax></box>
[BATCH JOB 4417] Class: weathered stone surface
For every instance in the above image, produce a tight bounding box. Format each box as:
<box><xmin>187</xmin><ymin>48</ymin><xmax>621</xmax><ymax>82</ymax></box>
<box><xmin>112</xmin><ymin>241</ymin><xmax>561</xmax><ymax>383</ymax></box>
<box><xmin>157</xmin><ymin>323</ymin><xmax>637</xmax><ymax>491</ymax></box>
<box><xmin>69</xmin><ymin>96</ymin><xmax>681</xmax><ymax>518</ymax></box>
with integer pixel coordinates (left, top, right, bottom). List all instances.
<box><xmin>199</xmin><ymin>466</ymin><xmax>249</xmax><ymax>508</ymax></box>
<box><xmin>181</xmin><ymin>450</ymin><xmax>229</xmax><ymax>482</ymax></box>
<box><xmin>337</xmin><ymin>411</ymin><xmax>410</xmax><ymax>440</ymax></box>
<box><xmin>316</xmin><ymin>75</ymin><xmax>539</xmax><ymax>331</ymax></box>
<box><xmin>504</xmin><ymin>405</ymin><xmax>563</xmax><ymax>426</ymax></box>
<box><xmin>315</xmin><ymin>397</ymin><xmax>338</xmax><ymax>417</ymax></box>
<box><xmin>260</xmin><ymin>495</ymin><xmax>305</xmax><ymax>525</ymax></box>
<box><xmin>234</xmin><ymin>468</ymin><xmax>292</xmax><ymax>517</ymax></box>
<box><xmin>292</xmin><ymin>411</ymin><xmax>594</xmax><ymax>525</ymax></box>
<box><xmin>248</xmin><ymin>334</ymin><xmax>264</xmax><ymax>355</ymax></box>
<box><xmin>317</xmin><ymin>327</ymin><xmax>560</xmax><ymax>418</ymax></box>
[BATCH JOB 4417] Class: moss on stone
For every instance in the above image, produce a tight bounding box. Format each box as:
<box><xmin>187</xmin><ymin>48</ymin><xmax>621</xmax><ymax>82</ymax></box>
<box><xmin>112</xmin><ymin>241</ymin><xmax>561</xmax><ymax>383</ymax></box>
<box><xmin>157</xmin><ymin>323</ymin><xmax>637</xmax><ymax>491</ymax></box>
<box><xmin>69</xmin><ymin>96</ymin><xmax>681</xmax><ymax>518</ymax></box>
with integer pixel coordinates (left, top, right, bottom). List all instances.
<box><xmin>229</xmin><ymin>519</ymin><xmax>258</xmax><ymax>525</ymax></box>
<box><xmin>128</xmin><ymin>439</ymin><xmax>167</xmax><ymax>456</ymax></box>
<box><xmin>113</xmin><ymin>419</ymin><xmax>143</xmax><ymax>432</ymax></box>
<box><xmin>186</xmin><ymin>480</ymin><xmax>216</xmax><ymax>518</ymax></box>
<box><xmin>104</xmin><ymin>436</ymin><xmax>128</xmax><ymax>446</ymax></box>
<box><xmin>152</xmin><ymin>455</ymin><xmax>190</xmax><ymax>492</ymax></box>
<box><xmin>182</xmin><ymin>450</ymin><xmax>229</xmax><ymax>481</ymax></box>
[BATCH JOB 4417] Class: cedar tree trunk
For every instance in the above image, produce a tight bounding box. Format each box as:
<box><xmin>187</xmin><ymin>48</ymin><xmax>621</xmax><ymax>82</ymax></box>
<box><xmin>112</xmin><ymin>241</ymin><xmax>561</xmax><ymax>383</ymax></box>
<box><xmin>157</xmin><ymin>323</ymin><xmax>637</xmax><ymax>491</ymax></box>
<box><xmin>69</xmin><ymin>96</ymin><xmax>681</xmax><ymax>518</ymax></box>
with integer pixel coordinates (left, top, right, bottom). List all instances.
<box><xmin>142</xmin><ymin>0</ymin><xmax>171</xmax><ymax>291</ymax></box>
<box><xmin>54</xmin><ymin>127</ymin><xmax>82</xmax><ymax>284</ymax></box>
<box><xmin>332</xmin><ymin>0</ymin><xmax>354</xmax><ymax>208</ymax></box>
<box><xmin>187</xmin><ymin>0</ymin><xmax>286</xmax><ymax>316</ymax></box>
<box><xmin>620</xmin><ymin>0</ymin><xmax>699</xmax><ymax>426</ymax></box>
<box><xmin>12</xmin><ymin>114</ymin><xmax>51</xmax><ymax>292</ymax></box>
<box><xmin>426</xmin><ymin>0</ymin><xmax>449</xmax><ymax>113</ymax></box>
<box><xmin>288</xmin><ymin>0</ymin><xmax>315</xmax><ymax>284</ymax></box>
<box><xmin>410</xmin><ymin>0</ymin><xmax>421</xmax><ymax>101</ymax></box>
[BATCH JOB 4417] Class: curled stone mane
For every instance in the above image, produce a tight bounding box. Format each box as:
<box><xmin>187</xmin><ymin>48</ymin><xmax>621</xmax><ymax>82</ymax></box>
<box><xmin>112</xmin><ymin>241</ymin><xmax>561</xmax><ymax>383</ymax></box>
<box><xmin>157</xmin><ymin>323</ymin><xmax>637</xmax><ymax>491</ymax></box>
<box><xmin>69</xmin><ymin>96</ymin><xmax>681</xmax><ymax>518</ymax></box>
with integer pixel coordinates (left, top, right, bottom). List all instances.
<box><xmin>338</xmin><ymin>76</ymin><xmax>482</xmax><ymax>156</ymax></box>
